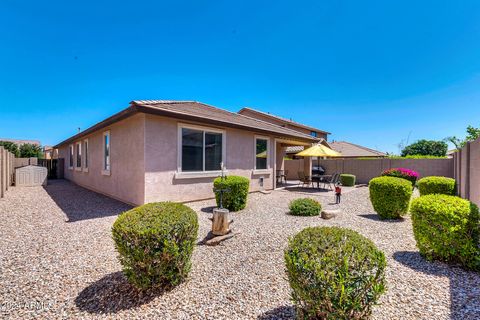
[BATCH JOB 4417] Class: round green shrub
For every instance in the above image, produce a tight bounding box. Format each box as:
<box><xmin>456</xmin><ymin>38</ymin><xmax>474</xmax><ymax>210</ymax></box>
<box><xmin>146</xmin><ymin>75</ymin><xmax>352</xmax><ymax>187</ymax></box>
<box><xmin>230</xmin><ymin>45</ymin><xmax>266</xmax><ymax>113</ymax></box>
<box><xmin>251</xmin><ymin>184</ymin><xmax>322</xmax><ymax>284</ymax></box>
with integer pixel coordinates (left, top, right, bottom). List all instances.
<box><xmin>417</xmin><ymin>176</ymin><xmax>456</xmax><ymax>196</ymax></box>
<box><xmin>369</xmin><ymin>176</ymin><xmax>412</xmax><ymax>219</ymax></box>
<box><xmin>285</xmin><ymin>227</ymin><xmax>387</xmax><ymax>319</ymax></box>
<box><xmin>112</xmin><ymin>202</ymin><xmax>199</xmax><ymax>290</ymax></box>
<box><xmin>340</xmin><ymin>174</ymin><xmax>356</xmax><ymax>186</ymax></box>
<box><xmin>289</xmin><ymin>198</ymin><xmax>322</xmax><ymax>216</ymax></box>
<box><xmin>410</xmin><ymin>195</ymin><xmax>480</xmax><ymax>271</ymax></box>
<box><xmin>213</xmin><ymin>175</ymin><xmax>250</xmax><ymax>211</ymax></box>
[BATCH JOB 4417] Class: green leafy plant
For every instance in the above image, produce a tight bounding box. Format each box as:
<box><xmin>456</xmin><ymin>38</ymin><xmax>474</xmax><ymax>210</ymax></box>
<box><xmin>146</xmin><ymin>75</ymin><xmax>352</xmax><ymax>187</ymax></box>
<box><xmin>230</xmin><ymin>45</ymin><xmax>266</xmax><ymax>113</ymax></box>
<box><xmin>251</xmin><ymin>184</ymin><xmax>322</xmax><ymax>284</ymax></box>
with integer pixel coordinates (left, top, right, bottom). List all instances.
<box><xmin>289</xmin><ymin>198</ymin><xmax>322</xmax><ymax>216</ymax></box>
<box><xmin>213</xmin><ymin>175</ymin><xmax>250</xmax><ymax>211</ymax></box>
<box><xmin>19</xmin><ymin>143</ymin><xmax>43</xmax><ymax>158</ymax></box>
<box><xmin>445</xmin><ymin>125</ymin><xmax>480</xmax><ymax>149</ymax></box>
<box><xmin>285</xmin><ymin>227</ymin><xmax>387</xmax><ymax>319</ymax></box>
<box><xmin>417</xmin><ymin>176</ymin><xmax>456</xmax><ymax>196</ymax></box>
<box><xmin>112</xmin><ymin>202</ymin><xmax>199</xmax><ymax>290</ymax></box>
<box><xmin>410</xmin><ymin>195</ymin><xmax>480</xmax><ymax>271</ymax></box>
<box><xmin>401</xmin><ymin>139</ymin><xmax>448</xmax><ymax>157</ymax></box>
<box><xmin>340</xmin><ymin>174</ymin><xmax>356</xmax><ymax>186</ymax></box>
<box><xmin>388</xmin><ymin>155</ymin><xmax>448</xmax><ymax>159</ymax></box>
<box><xmin>0</xmin><ymin>141</ymin><xmax>20</xmax><ymax>157</ymax></box>
<box><xmin>369</xmin><ymin>176</ymin><xmax>412</xmax><ymax>219</ymax></box>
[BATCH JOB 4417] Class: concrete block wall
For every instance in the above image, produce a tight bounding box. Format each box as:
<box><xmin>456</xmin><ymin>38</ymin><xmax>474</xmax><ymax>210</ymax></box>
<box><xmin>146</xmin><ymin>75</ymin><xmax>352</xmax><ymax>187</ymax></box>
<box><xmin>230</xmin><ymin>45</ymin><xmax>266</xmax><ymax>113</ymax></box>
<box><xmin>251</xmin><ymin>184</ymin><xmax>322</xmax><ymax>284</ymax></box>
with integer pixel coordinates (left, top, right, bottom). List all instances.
<box><xmin>0</xmin><ymin>146</ymin><xmax>15</xmax><ymax>198</ymax></box>
<box><xmin>454</xmin><ymin>138</ymin><xmax>480</xmax><ymax>206</ymax></box>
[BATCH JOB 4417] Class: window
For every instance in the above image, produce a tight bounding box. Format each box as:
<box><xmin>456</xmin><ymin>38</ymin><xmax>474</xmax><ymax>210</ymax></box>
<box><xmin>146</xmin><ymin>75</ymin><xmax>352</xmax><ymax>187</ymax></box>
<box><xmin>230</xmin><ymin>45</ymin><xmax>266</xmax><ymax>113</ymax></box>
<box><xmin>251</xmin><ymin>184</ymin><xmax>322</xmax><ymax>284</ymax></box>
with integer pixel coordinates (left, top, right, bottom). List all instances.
<box><xmin>102</xmin><ymin>131</ymin><xmax>110</xmax><ymax>175</ymax></box>
<box><xmin>310</xmin><ymin>131</ymin><xmax>318</xmax><ymax>137</ymax></box>
<box><xmin>75</xmin><ymin>142</ymin><xmax>82</xmax><ymax>170</ymax></box>
<box><xmin>68</xmin><ymin>145</ymin><xmax>74</xmax><ymax>169</ymax></box>
<box><xmin>255</xmin><ymin>137</ymin><xmax>269</xmax><ymax>170</ymax></box>
<box><xmin>180</xmin><ymin>126</ymin><xmax>224</xmax><ymax>172</ymax></box>
<box><xmin>83</xmin><ymin>139</ymin><xmax>88</xmax><ymax>172</ymax></box>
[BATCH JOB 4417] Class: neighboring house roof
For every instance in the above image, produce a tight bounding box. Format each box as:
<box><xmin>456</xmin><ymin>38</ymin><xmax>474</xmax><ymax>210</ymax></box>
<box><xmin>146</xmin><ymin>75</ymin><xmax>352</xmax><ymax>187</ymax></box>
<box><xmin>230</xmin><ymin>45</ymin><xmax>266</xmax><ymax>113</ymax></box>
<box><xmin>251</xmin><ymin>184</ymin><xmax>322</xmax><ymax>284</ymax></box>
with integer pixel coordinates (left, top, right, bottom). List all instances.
<box><xmin>328</xmin><ymin>141</ymin><xmax>386</xmax><ymax>158</ymax></box>
<box><xmin>0</xmin><ymin>138</ymin><xmax>41</xmax><ymax>145</ymax></box>
<box><xmin>286</xmin><ymin>139</ymin><xmax>330</xmax><ymax>154</ymax></box>
<box><xmin>238</xmin><ymin>107</ymin><xmax>331</xmax><ymax>135</ymax></box>
<box><xmin>55</xmin><ymin>100</ymin><xmax>318</xmax><ymax>147</ymax></box>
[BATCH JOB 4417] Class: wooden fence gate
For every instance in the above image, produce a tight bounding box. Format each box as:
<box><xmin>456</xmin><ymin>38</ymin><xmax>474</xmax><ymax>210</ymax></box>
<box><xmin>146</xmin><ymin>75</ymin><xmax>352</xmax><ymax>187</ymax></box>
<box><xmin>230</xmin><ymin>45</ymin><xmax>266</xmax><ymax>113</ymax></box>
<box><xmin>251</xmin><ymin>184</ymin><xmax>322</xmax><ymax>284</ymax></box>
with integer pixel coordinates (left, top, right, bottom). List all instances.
<box><xmin>38</xmin><ymin>159</ymin><xmax>63</xmax><ymax>179</ymax></box>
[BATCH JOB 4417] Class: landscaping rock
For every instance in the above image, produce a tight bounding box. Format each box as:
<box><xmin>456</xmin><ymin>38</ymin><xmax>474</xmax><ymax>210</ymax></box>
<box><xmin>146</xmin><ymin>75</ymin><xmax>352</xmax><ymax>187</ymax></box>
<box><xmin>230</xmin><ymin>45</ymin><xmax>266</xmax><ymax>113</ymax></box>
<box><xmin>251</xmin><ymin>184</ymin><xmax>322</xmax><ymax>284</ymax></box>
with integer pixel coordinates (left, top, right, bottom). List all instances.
<box><xmin>321</xmin><ymin>209</ymin><xmax>340</xmax><ymax>219</ymax></box>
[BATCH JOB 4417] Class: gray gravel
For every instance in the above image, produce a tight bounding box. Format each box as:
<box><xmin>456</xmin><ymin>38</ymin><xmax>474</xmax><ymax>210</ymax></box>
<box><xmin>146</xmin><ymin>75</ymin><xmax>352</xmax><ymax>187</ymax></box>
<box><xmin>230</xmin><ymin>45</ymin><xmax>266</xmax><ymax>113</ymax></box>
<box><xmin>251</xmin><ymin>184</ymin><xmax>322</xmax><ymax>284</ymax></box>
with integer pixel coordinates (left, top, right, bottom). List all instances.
<box><xmin>1</xmin><ymin>180</ymin><xmax>479</xmax><ymax>319</ymax></box>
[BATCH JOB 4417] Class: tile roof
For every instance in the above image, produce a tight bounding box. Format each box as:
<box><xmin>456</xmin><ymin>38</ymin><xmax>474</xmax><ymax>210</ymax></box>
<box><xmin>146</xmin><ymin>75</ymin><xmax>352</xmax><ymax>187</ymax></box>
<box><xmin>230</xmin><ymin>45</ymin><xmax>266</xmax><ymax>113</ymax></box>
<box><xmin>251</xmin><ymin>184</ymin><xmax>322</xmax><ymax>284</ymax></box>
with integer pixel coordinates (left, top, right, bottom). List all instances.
<box><xmin>238</xmin><ymin>107</ymin><xmax>330</xmax><ymax>135</ymax></box>
<box><xmin>328</xmin><ymin>141</ymin><xmax>386</xmax><ymax>157</ymax></box>
<box><xmin>55</xmin><ymin>100</ymin><xmax>318</xmax><ymax>147</ymax></box>
<box><xmin>132</xmin><ymin>100</ymin><xmax>317</xmax><ymax>141</ymax></box>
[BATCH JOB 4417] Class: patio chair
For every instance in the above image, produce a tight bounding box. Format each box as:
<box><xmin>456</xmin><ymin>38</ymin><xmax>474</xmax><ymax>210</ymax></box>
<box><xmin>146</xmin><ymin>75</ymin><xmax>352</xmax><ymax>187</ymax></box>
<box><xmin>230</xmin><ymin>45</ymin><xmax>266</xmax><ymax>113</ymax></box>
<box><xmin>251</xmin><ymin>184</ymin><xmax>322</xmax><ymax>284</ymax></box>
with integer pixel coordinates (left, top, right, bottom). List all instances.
<box><xmin>323</xmin><ymin>173</ymin><xmax>340</xmax><ymax>190</ymax></box>
<box><xmin>276</xmin><ymin>170</ymin><xmax>288</xmax><ymax>185</ymax></box>
<box><xmin>298</xmin><ymin>171</ymin><xmax>313</xmax><ymax>188</ymax></box>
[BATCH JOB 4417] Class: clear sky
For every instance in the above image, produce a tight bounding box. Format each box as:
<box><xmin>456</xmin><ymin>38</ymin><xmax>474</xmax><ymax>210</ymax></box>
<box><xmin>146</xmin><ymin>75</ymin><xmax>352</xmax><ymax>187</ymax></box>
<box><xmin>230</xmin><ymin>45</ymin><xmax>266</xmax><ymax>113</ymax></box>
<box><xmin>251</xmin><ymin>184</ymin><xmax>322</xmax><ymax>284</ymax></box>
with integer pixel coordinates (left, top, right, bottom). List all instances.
<box><xmin>1</xmin><ymin>0</ymin><xmax>480</xmax><ymax>153</ymax></box>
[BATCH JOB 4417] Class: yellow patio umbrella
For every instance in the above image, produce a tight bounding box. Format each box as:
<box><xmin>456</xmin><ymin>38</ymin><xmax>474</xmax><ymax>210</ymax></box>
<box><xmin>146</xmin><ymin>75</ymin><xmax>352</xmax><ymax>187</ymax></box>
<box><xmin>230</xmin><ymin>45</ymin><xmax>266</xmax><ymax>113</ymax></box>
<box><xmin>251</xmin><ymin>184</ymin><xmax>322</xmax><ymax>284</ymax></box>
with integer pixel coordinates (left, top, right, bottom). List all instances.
<box><xmin>296</xmin><ymin>144</ymin><xmax>342</xmax><ymax>175</ymax></box>
<box><xmin>296</xmin><ymin>144</ymin><xmax>342</xmax><ymax>158</ymax></box>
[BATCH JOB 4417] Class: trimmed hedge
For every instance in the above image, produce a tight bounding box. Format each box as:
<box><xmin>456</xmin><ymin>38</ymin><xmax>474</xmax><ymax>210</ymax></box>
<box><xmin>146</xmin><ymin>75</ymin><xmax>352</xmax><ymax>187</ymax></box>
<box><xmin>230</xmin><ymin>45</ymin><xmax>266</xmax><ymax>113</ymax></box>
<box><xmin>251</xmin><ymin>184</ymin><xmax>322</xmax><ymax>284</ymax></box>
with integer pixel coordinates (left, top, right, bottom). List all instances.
<box><xmin>340</xmin><ymin>174</ymin><xmax>356</xmax><ymax>186</ymax></box>
<box><xmin>417</xmin><ymin>176</ymin><xmax>456</xmax><ymax>196</ymax></box>
<box><xmin>285</xmin><ymin>227</ymin><xmax>387</xmax><ymax>319</ymax></box>
<box><xmin>369</xmin><ymin>176</ymin><xmax>412</xmax><ymax>219</ymax></box>
<box><xmin>112</xmin><ymin>202</ymin><xmax>199</xmax><ymax>290</ymax></box>
<box><xmin>381</xmin><ymin>168</ymin><xmax>419</xmax><ymax>186</ymax></box>
<box><xmin>410</xmin><ymin>195</ymin><xmax>480</xmax><ymax>271</ymax></box>
<box><xmin>213</xmin><ymin>175</ymin><xmax>250</xmax><ymax>211</ymax></box>
<box><xmin>289</xmin><ymin>198</ymin><xmax>322</xmax><ymax>216</ymax></box>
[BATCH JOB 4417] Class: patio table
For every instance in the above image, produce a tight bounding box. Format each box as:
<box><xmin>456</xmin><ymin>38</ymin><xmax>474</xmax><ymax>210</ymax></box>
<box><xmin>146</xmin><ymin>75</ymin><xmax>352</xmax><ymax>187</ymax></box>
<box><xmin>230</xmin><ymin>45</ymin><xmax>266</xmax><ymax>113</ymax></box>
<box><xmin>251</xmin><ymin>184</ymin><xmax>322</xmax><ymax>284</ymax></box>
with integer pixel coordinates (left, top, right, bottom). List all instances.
<box><xmin>312</xmin><ymin>174</ymin><xmax>332</xmax><ymax>189</ymax></box>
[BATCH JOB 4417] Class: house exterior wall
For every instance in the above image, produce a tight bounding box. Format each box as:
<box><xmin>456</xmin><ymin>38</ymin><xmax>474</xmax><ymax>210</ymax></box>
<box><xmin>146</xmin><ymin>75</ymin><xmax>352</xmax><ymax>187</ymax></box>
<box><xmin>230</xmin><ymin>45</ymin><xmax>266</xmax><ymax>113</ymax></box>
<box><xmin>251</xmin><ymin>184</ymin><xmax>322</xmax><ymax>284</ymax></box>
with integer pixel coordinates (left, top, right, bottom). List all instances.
<box><xmin>239</xmin><ymin>109</ymin><xmax>327</xmax><ymax>140</ymax></box>
<box><xmin>58</xmin><ymin>114</ymin><xmax>146</xmax><ymax>205</ymax></box>
<box><xmin>143</xmin><ymin>114</ymin><xmax>276</xmax><ymax>203</ymax></box>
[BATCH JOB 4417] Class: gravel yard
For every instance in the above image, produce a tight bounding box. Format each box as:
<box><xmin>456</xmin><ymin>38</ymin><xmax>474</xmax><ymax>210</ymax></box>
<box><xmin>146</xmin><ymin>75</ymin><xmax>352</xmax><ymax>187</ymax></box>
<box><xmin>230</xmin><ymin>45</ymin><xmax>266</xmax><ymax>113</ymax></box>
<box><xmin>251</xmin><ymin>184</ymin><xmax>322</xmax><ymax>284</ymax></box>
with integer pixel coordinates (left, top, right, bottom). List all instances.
<box><xmin>1</xmin><ymin>180</ymin><xmax>479</xmax><ymax>319</ymax></box>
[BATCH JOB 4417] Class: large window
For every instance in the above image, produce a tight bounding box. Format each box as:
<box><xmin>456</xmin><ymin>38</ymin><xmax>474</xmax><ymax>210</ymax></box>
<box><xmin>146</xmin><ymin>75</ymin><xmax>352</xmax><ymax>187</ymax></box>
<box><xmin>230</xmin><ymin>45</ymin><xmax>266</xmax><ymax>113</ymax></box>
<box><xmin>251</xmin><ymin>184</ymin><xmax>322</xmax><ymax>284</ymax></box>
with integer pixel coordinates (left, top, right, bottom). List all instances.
<box><xmin>68</xmin><ymin>145</ymin><xmax>74</xmax><ymax>169</ymax></box>
<box><xmin>83</xmin><ymin>139</ymin><xmax>89</xmax><ymax>171</ymax></box>
<box><xmin>103</xmin><ymin>131</ymin><xmax>110</xmax><ymax>174</ymax></box>
<box><xmin>180</xmin><ymin>126</ymin><xmax>224</xmax><ymax>172</ymax></box>
<box><xmin>75</xmin><ymin>142</ymin><xmax>82</xmax><ymax>170</ymax></box>
<box><xmin>255</xmin><ymin>137</ymin><xmax>269</xmax><ymax>170</ymax></box>
<box><xmin>310</xmin><ymin>131</ymin><xmax>318</xmax><ymax>137</ymax></box>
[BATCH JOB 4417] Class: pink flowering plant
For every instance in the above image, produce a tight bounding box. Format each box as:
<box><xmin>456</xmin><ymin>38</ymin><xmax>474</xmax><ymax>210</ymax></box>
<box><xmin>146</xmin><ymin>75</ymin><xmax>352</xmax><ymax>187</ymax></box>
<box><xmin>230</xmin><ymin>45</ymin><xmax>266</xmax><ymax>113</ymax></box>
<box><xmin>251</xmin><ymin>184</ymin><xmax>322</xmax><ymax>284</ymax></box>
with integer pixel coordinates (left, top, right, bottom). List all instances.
<box><xmin>381</xmin><ymin>168</ymin><xmax>419</xmax><ymax>186</ymax></box>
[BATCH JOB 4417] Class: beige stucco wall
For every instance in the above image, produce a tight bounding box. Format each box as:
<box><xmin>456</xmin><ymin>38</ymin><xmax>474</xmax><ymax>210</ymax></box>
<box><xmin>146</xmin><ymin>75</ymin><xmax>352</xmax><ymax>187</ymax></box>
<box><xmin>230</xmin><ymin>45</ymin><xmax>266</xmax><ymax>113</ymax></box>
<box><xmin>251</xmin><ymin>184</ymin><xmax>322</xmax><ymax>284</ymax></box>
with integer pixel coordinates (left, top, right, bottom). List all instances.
<box><xmin>58</xmin><ymin>114</ymin><xmax>146</xmax><ymax>205</ymax></box>
<box><xmin>143</xmin><ymin>114</ymin><xmax>276</xmax><ymax>203</ymax></box>
<box><xmin>285</xmin><ymin>158</ymin><xmax>454</xmax><ymax>184</ymax></box>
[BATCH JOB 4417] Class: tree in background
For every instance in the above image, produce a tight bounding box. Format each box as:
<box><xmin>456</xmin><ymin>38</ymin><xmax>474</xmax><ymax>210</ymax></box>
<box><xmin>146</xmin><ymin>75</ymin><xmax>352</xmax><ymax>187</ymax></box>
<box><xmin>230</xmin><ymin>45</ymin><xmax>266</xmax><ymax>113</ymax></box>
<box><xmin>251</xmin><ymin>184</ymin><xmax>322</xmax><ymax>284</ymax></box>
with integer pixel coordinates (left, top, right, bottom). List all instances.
<box><xmin>445</xmin><ymin>125</ymin><xmax>480</xmax><ymax>149</ymax></box>
<box><xmin>19</xmin><ymin>143</ymin><xmax>43</xmax><ymax>158</ymax></box>
<box><xmin>0</xmin><ymin>141</ymin><xmax>20</xmax><ymax>157</ymax></box>
<box><xmin>401</xmin><ymin>139</ymin><xmax>448</xmax><ymax>157</ymax></box>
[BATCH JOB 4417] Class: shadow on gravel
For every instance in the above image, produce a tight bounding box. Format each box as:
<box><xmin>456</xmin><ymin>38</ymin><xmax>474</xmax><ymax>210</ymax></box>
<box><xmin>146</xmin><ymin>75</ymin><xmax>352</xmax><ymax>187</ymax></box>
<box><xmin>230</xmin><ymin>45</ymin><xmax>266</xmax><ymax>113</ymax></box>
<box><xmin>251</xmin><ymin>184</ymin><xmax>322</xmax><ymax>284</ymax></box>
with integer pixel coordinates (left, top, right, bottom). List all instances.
<box><xmin>200</xmin><ymin>206</ymin><xmax>216</xmax><ymax>213</ymax></box>
<box><xmin>393</xmin><ymin>251</ymin><xmax>480</xmax><ymax>320</ymax></box>
<box><xmin>75</xmin><ymin>271</ymin><xmax>168</xmax><ymax>314</ymax></box>
<box><xmin>257</xmin><ymin>305</ymin><xmax>295</xmax><ymax>320</ymax></box>
<box><xmin>358</xmin><ymin>214</ymin><xmax>405</xmax><ymax>223</ymax></box>
<box><xmin>44</xmin><ymin>180</ymin><xmax>132</xmax><ymax>222</ymax></box>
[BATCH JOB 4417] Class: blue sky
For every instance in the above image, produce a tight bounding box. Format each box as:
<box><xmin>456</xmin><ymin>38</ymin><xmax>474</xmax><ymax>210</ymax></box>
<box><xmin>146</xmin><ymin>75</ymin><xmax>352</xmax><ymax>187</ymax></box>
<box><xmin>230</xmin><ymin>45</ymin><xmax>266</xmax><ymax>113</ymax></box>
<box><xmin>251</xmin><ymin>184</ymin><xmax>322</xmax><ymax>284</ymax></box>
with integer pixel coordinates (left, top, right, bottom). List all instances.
<box><xmin>1</xmin><ymin>0</ymin><xmax>480</xmax><ymax>153</ymax></box>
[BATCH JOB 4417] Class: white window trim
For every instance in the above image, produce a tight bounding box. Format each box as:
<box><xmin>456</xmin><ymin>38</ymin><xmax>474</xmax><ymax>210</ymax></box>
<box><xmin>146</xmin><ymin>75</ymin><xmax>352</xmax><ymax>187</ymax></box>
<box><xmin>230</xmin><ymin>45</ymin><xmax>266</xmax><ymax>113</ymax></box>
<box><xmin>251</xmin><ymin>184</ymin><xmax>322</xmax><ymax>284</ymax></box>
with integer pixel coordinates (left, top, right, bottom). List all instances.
<box><xmin>177</xmin><ymin>123</ymin><xmax>226</xmax><ymax>177</ymax></box>
<box><xmin>102</xmin><ymin>131</ymin><xmax>111</xmax><ymax>176</ymax></box>
<box><xmin>75</xmin><ymin>142</ymin><xmax>82</xmax><ymax>171</ymax></box>
<box><xmin>82</xmin><ymin>138</ymin><xmax>89</xmax><ymax>173</ymax></box>
<box><xmin>68</xmin><ymin>144</ymin><xmax>74</xmax><ymax>170</ymax></box>
<box><xmin>253</xmin><ymin>135</ymin><xmax>270</xmax><ymax>174</ymax></box>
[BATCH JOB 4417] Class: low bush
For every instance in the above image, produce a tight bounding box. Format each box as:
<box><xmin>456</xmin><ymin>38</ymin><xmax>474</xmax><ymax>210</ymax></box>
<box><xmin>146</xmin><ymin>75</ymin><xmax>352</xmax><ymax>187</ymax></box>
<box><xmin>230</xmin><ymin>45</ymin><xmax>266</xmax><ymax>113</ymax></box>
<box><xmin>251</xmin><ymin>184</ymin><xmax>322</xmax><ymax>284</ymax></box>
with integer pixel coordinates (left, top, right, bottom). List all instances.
<box><xmin>285</xmin><ymin>227</ymin><xmax>386</xmax><ymax>319</ymax></box>
<box><xmin>340</xmin><ymin>174</ymin><xmax>356</xmax><ymax>186</ymax></box>
<box><xmin>381</xmin><ymin>167</ymin><xmax>419</xmax><ymax>186</ymax></box>
<box><xmin>417</xmin><ymin>176</ymin><xmax>456</xmax><ymax>196</ymax></box>
<box><xmin>410</xmin><ymin>195</ymin><xmax>480</xmax><ymax>271</ymax></box>
<box><xmin>213</xmin><ymin>175</ymin><xmax>250</xmax><ymax>211</ymax></box>
<box><xmin>112</xmin><ymin>202</ymin><xmax>199</xmax><ymax>290</ymax></box>
<box><xmin>369</xmin><ymin>176</ymin><xmax>412</xmax><ymax>219</ymax></box>
<box><xmin>289</xmin><ymin>198</ymin><xmax>321</xmax><ymax>216</ymax></box>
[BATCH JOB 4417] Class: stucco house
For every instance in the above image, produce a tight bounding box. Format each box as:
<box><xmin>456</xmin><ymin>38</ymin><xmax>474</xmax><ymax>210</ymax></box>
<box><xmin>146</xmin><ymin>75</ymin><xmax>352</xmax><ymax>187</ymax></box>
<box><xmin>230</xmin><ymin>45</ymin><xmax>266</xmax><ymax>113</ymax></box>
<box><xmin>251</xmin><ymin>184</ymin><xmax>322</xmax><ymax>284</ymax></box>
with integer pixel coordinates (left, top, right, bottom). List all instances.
<box><xmin>54</xmin><ymin>100</ymin><xmax>322</xmax><ymax>205</ymax></box>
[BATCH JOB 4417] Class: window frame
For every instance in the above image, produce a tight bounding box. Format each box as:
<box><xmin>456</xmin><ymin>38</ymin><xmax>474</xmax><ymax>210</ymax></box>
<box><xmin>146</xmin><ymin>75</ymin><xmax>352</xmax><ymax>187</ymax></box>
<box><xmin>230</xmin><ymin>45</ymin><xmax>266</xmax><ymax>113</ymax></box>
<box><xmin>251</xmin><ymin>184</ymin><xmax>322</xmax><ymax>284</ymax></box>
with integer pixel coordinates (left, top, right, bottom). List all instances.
<box><xmin>83</xmin><ymin>138</ymin><xmax>89</xmax><ymax>172</ymax></box>
<box><xmin>75</xmin><ymin>141</ymin><xmax>82</xmax><ymax>171</ymax></box>
<box><xmin>310</xmin><ymin>131</ymin><xmax>318</xmax><ymax>138</ymax></box>
<box><xmin>177</xmin><ymin>123</ymin><xmax>226</xmax><ymax>176</ymax></box>
<box><xmin>68</xmin><ymin>144</ymin><xmax>74</xmax><ymax>170</ymax></box>
<box><xmin>102</xmin><ymin>131</ymin><xmax>111</xmax><ymax>176</ymax></box>
<box><xmin>254</xmin><ymin>135</ymin><xmax>270</xmax><ymax>172</ymax></box>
